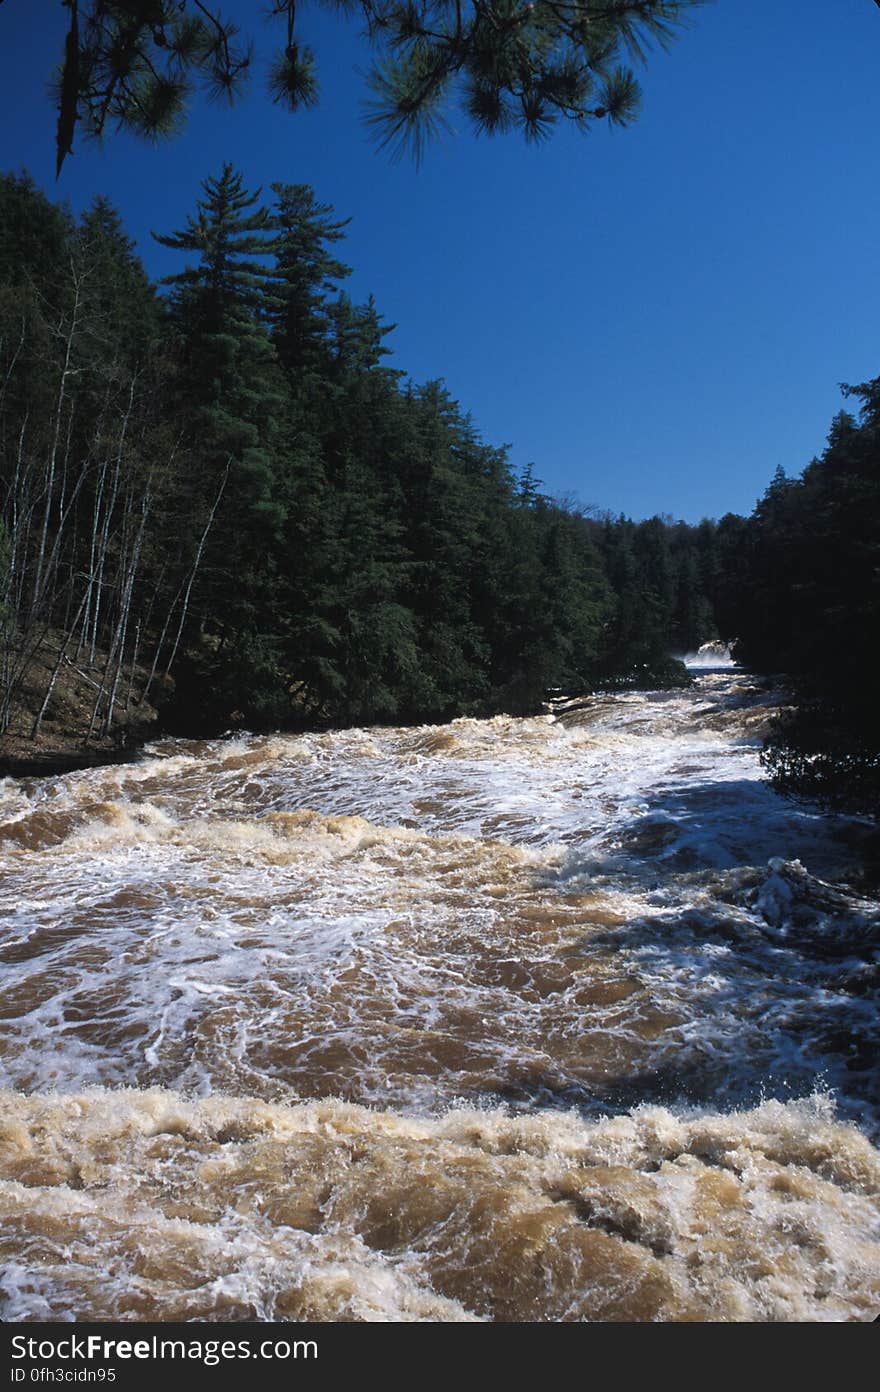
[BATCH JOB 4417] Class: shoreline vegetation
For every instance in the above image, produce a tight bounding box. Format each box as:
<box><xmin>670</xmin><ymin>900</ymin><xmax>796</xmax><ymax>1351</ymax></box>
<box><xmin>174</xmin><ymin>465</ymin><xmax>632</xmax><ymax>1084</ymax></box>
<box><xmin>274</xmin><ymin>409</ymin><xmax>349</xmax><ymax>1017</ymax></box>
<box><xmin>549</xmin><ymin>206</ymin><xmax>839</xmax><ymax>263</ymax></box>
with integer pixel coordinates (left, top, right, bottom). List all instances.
<box><xmin>0</xmin><ymin>628</ymin><xmax>697</xmax><ymax>779</ymax></box>
<box><xmin>2</xmin><ymin>168</ymin><xmax>879</xmax><ymax>816</ymax></box>
<box><xmin>0</xmin><ymin>167</ymin><xmax>715</xmax><ymax>777</ymax></box>
<box><xmin>0</xmin><ymin>631</ymin><xmax>158</xmax><ymax>776</ymax></box>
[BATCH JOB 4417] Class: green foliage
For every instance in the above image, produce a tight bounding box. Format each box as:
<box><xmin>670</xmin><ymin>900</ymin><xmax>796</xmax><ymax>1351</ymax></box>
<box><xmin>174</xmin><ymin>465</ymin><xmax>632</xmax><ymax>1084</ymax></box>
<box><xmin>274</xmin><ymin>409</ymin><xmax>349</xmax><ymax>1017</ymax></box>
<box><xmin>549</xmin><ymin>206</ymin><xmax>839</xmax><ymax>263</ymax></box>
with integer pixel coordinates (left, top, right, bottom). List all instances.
<box><xmin>78</xmin><ymin>196</ymin><xmax>161</xmax><ymax>363</ymax></box>
<box><xmin>153</xmin><ymin>165</ymin><xmax>286</xmax><ymax>642</ymax></box>
<box><xmin>166</xmin><ymin>631</ymin><xmax>291</xmax><ymax>734</ymax></box>
<box><xmin>34</xmin><ymin>2</ymin><xmax>702</xmax><ymax>173</ymax></box>
<box><xmin>2</xmin><ymin>162</ymin><xmax>721</xmax><ymax>743</ymax></box>
<box><xmin>717</xmin><ymin>392</ymin><xmax>880</xmax><ymax>817</ymax></box>
<box><xmin>268</xmin><ymin>182</ymin><xmax>352</xmax><ymax>379</ymax></box>
<box><xmin>582</xmin><ymin>511</ymin><xmax>722</xmax><ymax>689</ymax></box>
<box><xmin>267</xmin><ymin>44</ymin><xmax>320</xmax><ymax>113</ymax></box>
<box><xmin>0</xmin><ymin>172</ymin><xmax>74</xmax><ymax>296</ymax></box>
<box><xmin>761</xmin><ymin>702</ymin><xmax>880</xmax><ymax>820</ymax></box>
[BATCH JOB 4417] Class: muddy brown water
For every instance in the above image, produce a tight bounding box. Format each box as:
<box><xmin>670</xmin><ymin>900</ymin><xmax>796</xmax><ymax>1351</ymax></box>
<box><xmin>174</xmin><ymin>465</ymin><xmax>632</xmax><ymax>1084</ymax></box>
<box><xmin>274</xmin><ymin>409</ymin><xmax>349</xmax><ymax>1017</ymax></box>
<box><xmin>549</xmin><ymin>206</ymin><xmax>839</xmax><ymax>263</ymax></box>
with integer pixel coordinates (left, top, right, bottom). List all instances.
<box><xmin>0</xmin><ymin>672</ymin><xmax>877</xmax><ymax>1320</ymax></box>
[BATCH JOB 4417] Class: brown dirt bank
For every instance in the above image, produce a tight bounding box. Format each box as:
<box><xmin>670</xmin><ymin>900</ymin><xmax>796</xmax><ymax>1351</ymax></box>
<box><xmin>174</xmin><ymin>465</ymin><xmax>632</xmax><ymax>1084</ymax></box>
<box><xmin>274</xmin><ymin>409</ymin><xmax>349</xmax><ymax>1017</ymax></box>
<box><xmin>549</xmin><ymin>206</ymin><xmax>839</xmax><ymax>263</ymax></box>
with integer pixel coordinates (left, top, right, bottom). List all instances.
<box><xmin>0</xmin><ymin>635</ymin><xmax>161</xmax><ymax>778</ymax></box>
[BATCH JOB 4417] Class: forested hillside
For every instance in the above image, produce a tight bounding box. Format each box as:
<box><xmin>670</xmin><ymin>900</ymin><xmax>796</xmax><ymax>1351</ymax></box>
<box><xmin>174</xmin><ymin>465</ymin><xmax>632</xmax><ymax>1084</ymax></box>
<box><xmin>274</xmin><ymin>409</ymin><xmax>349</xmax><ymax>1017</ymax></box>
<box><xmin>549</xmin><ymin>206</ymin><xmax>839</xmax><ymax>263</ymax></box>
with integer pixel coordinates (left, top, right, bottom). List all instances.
<box><xmin>0</xmin><ymin>166</ymin><xmax>719</xmax><ymax>751</ymax></box>
<box><xmin>714</xmin><ymin>386</ymin><xmax>880</xmax><ymax>817</ymax></box>
<box><xmin>4</xmin><ymin>165</ymin><xmax>877</xmax><ymax>822</ymax></box>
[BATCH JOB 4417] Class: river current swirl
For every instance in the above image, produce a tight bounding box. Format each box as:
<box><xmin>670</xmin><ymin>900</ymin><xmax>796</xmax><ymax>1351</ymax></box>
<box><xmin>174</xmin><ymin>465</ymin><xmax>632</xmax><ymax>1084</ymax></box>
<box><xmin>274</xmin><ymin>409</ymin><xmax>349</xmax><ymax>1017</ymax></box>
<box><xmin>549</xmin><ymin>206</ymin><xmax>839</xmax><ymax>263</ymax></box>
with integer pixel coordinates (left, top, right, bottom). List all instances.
<box><xmin>1</xmin><ymin>669</ymin><xmax>878</xmax><ymax>1321</ymax></box>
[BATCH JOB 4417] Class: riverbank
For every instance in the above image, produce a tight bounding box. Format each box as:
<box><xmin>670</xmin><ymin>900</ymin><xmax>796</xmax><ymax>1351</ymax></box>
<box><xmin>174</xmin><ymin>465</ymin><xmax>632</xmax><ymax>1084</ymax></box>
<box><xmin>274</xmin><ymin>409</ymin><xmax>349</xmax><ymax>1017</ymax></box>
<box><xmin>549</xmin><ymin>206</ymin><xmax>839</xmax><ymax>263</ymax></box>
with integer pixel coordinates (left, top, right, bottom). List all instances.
<box><xmin>0</xmin><ymin>634</ymin><xmax>160</xmax><ymax>777</ymax></box>
<box><xmin>1</xmin><ymin>640</ymin><xmax>700</xmax><ymax>779</ymax></box>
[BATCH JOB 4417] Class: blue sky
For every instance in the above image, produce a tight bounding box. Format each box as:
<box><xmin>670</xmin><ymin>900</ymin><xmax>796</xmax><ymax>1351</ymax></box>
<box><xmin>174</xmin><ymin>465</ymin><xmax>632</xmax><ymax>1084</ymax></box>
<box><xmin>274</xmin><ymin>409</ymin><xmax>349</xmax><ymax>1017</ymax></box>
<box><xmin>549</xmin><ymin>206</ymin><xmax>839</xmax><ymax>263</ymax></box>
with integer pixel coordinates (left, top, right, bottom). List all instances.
<box><xmin>1</xmin><ymin>1</ymin><xmax>879</xmax><ymax>522</ymax></box>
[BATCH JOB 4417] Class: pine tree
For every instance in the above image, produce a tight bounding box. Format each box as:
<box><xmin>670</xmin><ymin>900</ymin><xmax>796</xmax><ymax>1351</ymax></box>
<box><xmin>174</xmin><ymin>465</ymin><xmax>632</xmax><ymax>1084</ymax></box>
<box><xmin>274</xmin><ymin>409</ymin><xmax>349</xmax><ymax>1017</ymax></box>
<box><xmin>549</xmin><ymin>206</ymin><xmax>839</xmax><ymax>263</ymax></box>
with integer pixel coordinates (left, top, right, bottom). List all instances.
<box><xmin>594</xmin><ymin>515</ymin><xmax>689</xmax><ymax>687</ymax></box>
<box><xmin>42</xmin><ymin>2</ymin><xmax>704</xmax><ymax>174</ymax></box>
<box><xmin>726</xmin><ymin>395</ymin><xmax>880</xmax><ymax>815</ymax></box>
<box><xmin>269</xmin><ymin>184</ymin><xmax>352</xmax><ymax>381</ymax></box>
<box><xmin>153</xmin><ymin>165</ymin><xmax>286</xmax><ymax>709</ymax></box>
<box><xmin>0</xmin><ymin>175</ymin><xmax>187</xmax><ymax>742</ymax></box>
<box><xmin>3</xmin><ymin>161</ymin><xmax>727</xmax><ymax>747</ymax></box>
<box><xmin>536</xmin><ymin>505</ymin><xmax>612</xmax><ymax>693</ymax></box>
<box><xmin>78</xmin><ymin>197</ymin><xmax>159</xmax><ymax>365</ymax></box>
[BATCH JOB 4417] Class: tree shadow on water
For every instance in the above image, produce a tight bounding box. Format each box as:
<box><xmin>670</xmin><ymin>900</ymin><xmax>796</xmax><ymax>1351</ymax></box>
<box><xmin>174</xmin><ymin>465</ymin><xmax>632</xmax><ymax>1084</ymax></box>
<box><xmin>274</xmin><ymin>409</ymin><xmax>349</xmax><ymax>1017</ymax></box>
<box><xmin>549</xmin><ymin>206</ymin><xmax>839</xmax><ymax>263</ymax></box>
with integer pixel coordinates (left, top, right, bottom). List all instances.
<box><xmin>551</xmin><ymin>775</ymin><xmax>868</xmax><ymax>884</ymax></box>
<box><xmin>499</xmin><ymin>855</ymin><xmax>880</xmax><ymax>1132</ymax></box>
<box><xmin>487</xmin><ymin>1047</ymin><xmax>878</xmax><ymax>1136</ymax></box>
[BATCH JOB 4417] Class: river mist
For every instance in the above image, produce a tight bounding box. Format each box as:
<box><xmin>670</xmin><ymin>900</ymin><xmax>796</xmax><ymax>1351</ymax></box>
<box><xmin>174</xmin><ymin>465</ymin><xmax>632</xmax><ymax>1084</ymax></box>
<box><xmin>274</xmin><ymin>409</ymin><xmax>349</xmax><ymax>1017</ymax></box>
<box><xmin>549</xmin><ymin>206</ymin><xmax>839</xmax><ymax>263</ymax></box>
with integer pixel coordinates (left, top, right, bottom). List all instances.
<box><xmin>1</xmin><ymin>671</ymin><xmax>878</xmax><ymax>1321</ymax></box>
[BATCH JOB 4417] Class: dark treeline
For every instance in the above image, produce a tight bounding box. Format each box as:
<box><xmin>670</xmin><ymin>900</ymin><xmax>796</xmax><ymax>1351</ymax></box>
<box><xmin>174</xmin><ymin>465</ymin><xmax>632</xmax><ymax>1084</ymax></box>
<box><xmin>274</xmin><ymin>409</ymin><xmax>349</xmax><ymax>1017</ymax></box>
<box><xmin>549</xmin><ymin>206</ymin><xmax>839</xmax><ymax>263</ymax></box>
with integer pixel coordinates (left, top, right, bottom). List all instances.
<box><xmin>713</xmin><ymin>385</ymin><xmax>880</xmax><ymax>818</ymax></box>
<box><xmin>0</xmin><ymin>165</ymin><xmax>720</xmax><ymax>744</ymax></box>
<box><xmin>3</xmin><ymin>164</ymin><xmax>877</xmax><ymax>823</ymax></box>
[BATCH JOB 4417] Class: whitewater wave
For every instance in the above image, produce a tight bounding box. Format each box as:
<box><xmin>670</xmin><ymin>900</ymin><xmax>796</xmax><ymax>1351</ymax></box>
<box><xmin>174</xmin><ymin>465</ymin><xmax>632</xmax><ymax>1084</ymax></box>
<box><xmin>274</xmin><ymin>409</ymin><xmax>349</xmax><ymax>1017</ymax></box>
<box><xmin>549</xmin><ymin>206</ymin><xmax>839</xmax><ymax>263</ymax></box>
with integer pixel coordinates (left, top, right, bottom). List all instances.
<box><xmin>1</xmin><ymin>672</ymin><xmax>877</xmax><ymax>1320</ymax></box>
<box><xmin>1</xmin><ymin>1089</ymin><xmax>877</xmax><ymax>1323</ymax></box>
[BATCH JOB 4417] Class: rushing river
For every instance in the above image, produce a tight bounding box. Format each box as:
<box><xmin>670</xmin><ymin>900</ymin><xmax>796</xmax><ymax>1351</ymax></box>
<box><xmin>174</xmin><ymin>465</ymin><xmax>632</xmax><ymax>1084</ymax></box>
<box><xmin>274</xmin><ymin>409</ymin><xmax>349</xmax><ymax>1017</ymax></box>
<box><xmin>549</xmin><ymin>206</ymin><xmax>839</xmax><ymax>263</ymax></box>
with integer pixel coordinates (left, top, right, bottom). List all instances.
<box><xmin>0</xmin><ymin>668</ymin><xmax>878</xmax><ymax>1321</ymax></box>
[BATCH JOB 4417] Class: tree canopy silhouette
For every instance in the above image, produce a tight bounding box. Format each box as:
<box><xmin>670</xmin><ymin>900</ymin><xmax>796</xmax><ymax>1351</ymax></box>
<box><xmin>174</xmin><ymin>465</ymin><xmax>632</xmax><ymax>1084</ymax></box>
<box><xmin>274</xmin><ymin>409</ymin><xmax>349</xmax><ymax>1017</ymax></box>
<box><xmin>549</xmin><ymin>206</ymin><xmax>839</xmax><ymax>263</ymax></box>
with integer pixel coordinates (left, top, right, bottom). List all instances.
<box><xmin>39</xmin><ymin>1</ymin><xmax>703</xmax><ymax>173</ymax></box>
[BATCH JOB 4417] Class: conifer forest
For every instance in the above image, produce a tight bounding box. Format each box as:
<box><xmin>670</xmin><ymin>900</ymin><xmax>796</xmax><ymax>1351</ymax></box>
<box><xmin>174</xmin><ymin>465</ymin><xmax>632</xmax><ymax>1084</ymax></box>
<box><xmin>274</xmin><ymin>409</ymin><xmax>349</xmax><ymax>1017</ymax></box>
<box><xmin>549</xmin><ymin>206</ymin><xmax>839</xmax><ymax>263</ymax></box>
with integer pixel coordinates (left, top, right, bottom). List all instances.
<box><xmin>3</xmin><ymin>165</ymin><xmax>877</xmax><ymax>815</ymax></box>
<box><xmin>1</xmin><ymin>0</ymin><xmax>879</xmax><ymax>1332</ymax></box>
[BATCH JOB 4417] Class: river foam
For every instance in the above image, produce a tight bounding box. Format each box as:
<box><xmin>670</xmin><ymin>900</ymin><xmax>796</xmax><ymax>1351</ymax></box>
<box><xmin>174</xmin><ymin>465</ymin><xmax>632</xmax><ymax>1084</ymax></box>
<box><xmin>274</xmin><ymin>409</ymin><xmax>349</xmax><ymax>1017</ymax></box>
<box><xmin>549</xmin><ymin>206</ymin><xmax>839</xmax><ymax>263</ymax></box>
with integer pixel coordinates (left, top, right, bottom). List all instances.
<box><xmin>1</xmin><ymin>673</ymin><xmax>877</xmax><ymax>1319</ymax></box>
<box><xmin>1</xmin><ymin>1089</ymin><xmax>878</xmax><ymax>1322</ymax></box>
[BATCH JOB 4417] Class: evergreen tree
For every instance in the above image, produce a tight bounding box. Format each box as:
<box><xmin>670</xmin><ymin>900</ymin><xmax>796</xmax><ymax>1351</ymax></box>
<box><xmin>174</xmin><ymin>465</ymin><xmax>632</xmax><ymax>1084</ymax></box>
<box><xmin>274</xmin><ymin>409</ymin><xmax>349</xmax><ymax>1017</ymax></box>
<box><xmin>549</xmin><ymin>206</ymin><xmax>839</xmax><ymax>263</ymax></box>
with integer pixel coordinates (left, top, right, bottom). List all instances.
<box><xmin>269</xmin><ymin>183</ymin><xmax>352</xmax><ymax>381</ymax></box>
<box><xmin>39</xmin><ymin>2</ymin><xmax>703</xmax><ymax>174</ymax></box>
<box><xmin>724</xmin><ymin>399</ymin><xmax>880</xmax><ymax>816</ymax></box>
<box><xmin>153</xmin><ymin>165</ymin><xmax>285</xmax><ymax>655</ymax></box>
<box><xmin>3</xmin><ymin>162</ymin><xmax>721</xmax><ymax>749</ymax></box>
<box><xmin>392</xmin><ymin>382</ymin><xmax>496</xmax><ymax>716</ymax></box>
<box><xmin>0</xmin><ymin>174</ymin><xmax>202</xmax><ymax>741</ymax></box>
<box><xmin>79</xmin><ymin>196</ymin><xmax>160</xmax><ymax>365</ymax></box>
<box><xmin>533</xmin><ymin>504</ymin><xmax>612</xmax><ymax>695</ymax></box>
<box><xmin>0</xmin><ymin>172</ymin><xmax>74</xmax><ymax>303</ymax></box>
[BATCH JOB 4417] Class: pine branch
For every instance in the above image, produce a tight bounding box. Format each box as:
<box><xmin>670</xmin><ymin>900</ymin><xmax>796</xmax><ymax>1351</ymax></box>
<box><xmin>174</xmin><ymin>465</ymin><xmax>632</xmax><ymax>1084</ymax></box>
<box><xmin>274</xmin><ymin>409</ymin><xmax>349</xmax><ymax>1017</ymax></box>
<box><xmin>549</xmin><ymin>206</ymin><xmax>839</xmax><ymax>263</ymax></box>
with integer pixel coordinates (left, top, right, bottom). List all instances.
<box><xmin>45</xmin><ymin>0</ymin><xmax>702</xmax><ymax>171</ymax></box>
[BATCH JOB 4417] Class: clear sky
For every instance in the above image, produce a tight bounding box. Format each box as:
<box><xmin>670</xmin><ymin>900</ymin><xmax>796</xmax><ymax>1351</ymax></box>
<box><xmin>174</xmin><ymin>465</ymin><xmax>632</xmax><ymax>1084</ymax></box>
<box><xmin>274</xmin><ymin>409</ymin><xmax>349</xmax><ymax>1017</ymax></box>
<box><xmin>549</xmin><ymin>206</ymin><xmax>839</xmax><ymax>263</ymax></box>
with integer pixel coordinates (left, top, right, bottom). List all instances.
<box><xmin>1</xmin><ymin>1</ymin><xmax>879</xmax><ymax>523</ymax></box>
